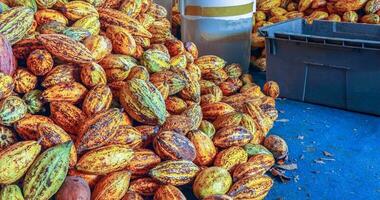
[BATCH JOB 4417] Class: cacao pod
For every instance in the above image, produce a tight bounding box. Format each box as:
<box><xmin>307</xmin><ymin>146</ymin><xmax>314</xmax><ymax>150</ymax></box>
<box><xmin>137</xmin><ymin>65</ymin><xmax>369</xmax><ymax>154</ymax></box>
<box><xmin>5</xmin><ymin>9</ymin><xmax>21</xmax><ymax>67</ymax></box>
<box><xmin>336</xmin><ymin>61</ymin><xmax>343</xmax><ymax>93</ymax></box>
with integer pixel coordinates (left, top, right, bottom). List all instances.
<box><xmin>13</xmin><ymin>68</ymin><xmax>37</xmax><ymax>94</ymax></box>
<box><xmin>0</xmin><ymin>34</ymin><xmax>16</xmax><ymax>75</ymax></box>
<box><xmin>92</xmin><ymin>171</ymin><xmax>131</xmax><ymax>200</ymax></box>
<box><xmin>188</xmin><ymin>130</ymin><xmax>217</xmax><ymax>166</ymax></box>
<box><xmin>154</xmin><ymin>185</ymin><xmax>186</xmax><ymax>200</ymax></box>
<box><xmin>129</xmin><ymin>177</ymin><xmax>161</xmax><ymax>196</ymax></box>
<box><xmin>37</xmin><ymin>34</ymin><xmax>94</xmax><ymax>64</ymax></box>
<box><xmin>193</xmin><ymin>167</ymin><xmax>232</xmax><ymax>199</ymax></box>
<box><xmin>0</xmin><ymin>185</ymin><xmax>24</xmax><ymax>200</ymax></box>
<box><xmin>23</xmin><ymin>90</ymin><xmax>44</xmax><ymax>114</ymax></box>
<box><xmin>0</xmin><ymin>141</ymin><xmax>41</xmax><ymax>184</ymax></box>
<box><xmin>55</xmin><ymin>176</ymin><xmax>91</xmax><ymax>200</ymax></box>
<box><xmin>153</xmin><ymin>131</ymin><xmax>196</xmax><ymax>161</ymax></box>
<box><xmin>228</xmin><ymin>175</ymin><xmax>273</xmax><ymax>200</ymax></box>
<box><xmin>76</xmin><ymin>144</ymin><xmax>134</xmax><ymax>175</ymax></box>
<box><xmin>0</xmin><ymin>7</ymin><xmax>34</xmax><ymax>44</ymax></box>
<box><xmin>149</xmin><ymin>160</ymin><xmax>199</xmax><ymax>186</ymax></box>
<box><xmin>0</xmin><ymin>96</ymin><xmax>27</xmax><ymax>126</ymax></box>
<box><xmin>126</xmin><ymin>148</ymin><xmax>161</xmax><ymax>176</ymax></box>
<box><xmin>37</xmin><ymin>122</ymin><xmax>77</xmax><ymax>167</ymax></box>
<box><xmin>23</xmin><ymin>141</ymin><xmax>72</xmax><ymax>200</ymax></box>
<box><xmin>83</xmin><ymin>35</ymin><xmax>112</xmax><ymax>61</ymax></box>
<box><xmin>0</xmin><ymin>72</ymin><xmax>14</xmax><ymax>99</ymax></box>
<box><xmin>263</xmin><ymin>135</ymin><xmax>289</xmax><ymax>160</ymax></box>
<box><xmin>41</xmin><ymin>82</ymin><xmax>87</xmax><ymax>104</ymax></box>
<box><xmin>119</xmin><ymin>79</ymin><xmax>167</xmax><ymax>125</ymax></box>
<box><xmin>214</xmin><ymin>146</ymin><xmax>248</xmax><ymax>172</ymax></box>
<box><xmin>76</xmin><ymin>108</ymin><xmax>123</xmax><ymax>152</ymax></box>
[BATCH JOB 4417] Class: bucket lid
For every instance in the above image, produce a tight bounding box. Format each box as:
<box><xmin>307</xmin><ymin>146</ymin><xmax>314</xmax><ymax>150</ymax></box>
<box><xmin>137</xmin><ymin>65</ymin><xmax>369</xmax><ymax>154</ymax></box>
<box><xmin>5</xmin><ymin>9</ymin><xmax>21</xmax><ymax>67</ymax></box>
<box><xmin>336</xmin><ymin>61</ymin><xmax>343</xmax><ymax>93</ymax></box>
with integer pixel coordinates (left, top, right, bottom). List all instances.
<box><xmin>181</xmin><ymin>0</ymin><xmax>256</xmax><ymax>17</ymax></box>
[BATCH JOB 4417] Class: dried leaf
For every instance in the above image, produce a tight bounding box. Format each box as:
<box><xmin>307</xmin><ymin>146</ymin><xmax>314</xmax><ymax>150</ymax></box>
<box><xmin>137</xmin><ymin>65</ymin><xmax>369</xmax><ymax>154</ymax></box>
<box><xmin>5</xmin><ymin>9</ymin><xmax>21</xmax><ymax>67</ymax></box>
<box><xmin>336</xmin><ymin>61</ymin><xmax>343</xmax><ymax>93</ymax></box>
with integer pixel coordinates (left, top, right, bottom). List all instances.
<box><xmin>276</xmin><ymin>163</ymin><xmax>298</xmax><ymax>171</ymax></box>
<box><xmin>270</xmin><ymin>168</ymin><xmax>291</xmax><ymax>183</ymax></box>
<box><xmin>320</xmin><ymin>158</ymin><xmax>335</xmax><ymax>161</ymax></box>
<box><xmin>294</xmin><ymin>175</ymin><xmax>300</xmax><ymax>183</ymax></box>
<box><xmin>314</xmin><ymin>159</ymin><xmax>325</xmax><ymax>164</ymax></box>
<box><xmin>276</xmin><ymin>119</ymin><xmax>289</xmax><ymax>123</ymax></box>
<box><xmin>323</xmin><ymin>151</ymin><xmax>334</xmax><ymax>157</ymax></box>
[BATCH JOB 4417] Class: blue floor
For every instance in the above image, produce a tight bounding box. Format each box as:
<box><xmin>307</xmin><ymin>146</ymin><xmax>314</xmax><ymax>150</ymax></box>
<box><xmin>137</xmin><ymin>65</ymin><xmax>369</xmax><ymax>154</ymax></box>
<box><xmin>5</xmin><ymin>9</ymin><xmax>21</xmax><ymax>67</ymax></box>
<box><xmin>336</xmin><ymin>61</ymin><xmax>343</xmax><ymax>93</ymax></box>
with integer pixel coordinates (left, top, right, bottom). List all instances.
<box><xmin>266</xmin><ymin>99</ymin><xmax>380</xmax><ymax>200</ymax></box>
<box><xmin>252</xmin><ymin>71</ymin><xmax>380</xmax><ymax>199</ymax></box>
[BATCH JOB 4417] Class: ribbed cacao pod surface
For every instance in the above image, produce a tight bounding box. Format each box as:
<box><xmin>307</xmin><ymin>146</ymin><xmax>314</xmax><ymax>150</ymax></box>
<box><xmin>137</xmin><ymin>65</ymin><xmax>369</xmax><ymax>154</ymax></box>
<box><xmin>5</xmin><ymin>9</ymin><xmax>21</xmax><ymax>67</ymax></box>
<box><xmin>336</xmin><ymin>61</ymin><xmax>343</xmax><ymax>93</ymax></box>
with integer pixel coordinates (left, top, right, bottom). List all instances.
<box><xmin>76</xmin><ymin>108</ymin><xmax>123</xmax><ymax>153</ymax></box>
<box><xmin>149</xmin><ymin>160</ymin><xmax>200</xmax><ymax>186</ymax></box>
<box><xmin>0</xmin><ymin>184</ymin><xmax>24</xmax><ymax>200</ymax></box>
<box><xmin>0</xmin><ymin>34</ymin><xmax>16</xmax><ymax>76</ymax></box>
<box><xmin>37</xmin><ymin>34</ymin><xmax>94</xmax><ymax>64</ymax></box>
<box><xmin>13</xmin><ymin>68</ymin><xmax>37</xmax><ymax>94</ymax></box>
<box><xmin>76</xmin><ymin>144</ymin><xmax>134</xmax><ymax>175</ymax></box>
<box><xmin>263</xmin><ymin>135</ymin><xmax>289</xmax><ymax>160</ymax></box>
<box><xmin>153</xmin><ymin>131</ymin><xmax>196</xmax><ymax>161</ymax></box>
<box><xmin>106</xmin><ymin>125</ymin><xmax>143</xmax><ymax>149</ymax></box>
<box><xmin>23</xmin><ymin>141</ymin><xmax>72</xmax><ymax>200</ymax></box>
<box><xmin>154</xmin><ymin>185</ymin><xmax>186</xmax><ymax>200</ymax></box>
<box><xmin>122</xmin><ymin>191</ymin><xmax>144</xmax><ymax>200</ymax></box>
<box><xmin>203</xmin><ymin>195</ymin><xmax>233</xmax><ymax>200</ymax></box>
<box><xmin>0</xmin><ymin>141</ymin><xmax>41</xmax><ymax>184</ymax></box>
<box><xmin>228</xmin><ymin>175</ymin><xmax>273</xmax><ymax>200</ymax></box>
<box><xmin>0</xmin><ymin>7</ymin><xmax>34</xmax><ymax>44</ymax></box>
<box><xmin>0</xmin><ymin>95</ymin><xmax>27</xmax><ymax>126</ymax></box>
<box><xmin>214</xmin><ymin>146</ymin><xmax>248</xmax><ymax>172</ymax></box>
<box><xmin>188</xmin><ymin>130</ymin><xmax>217</xmax><ymax>166</ymax></box>
<box><xmin>92</xmin><ymin>170</ymin><xmax>131</xmax><ymax>200</ymax></box>
<box><xmin>119</xmin><ymin>79</ymin><xmax>167</xmax><ymax>125</ymax></box>
<box><xmin>126</xmin><ymin>148</ymin><xmax>161</xmax><ymax>176</ymax></box>
<box><xmin>0</xmin><ymin>72</ymin><xmax>14</xmax><ymax>99</ymax></box>
<box><xmin>213</xmin><ymin>126</ymin><xmax>253</xmax><ymax>148</ymax></box>
<box><xmin>129</xmin><ymin>177</ymin><xmax>161</xmax><ymax>196</ymax></box>
<box><xmin>193</xmin><ymin>167</ymin><xmax>233</xmax><ymax>199</ymax></box>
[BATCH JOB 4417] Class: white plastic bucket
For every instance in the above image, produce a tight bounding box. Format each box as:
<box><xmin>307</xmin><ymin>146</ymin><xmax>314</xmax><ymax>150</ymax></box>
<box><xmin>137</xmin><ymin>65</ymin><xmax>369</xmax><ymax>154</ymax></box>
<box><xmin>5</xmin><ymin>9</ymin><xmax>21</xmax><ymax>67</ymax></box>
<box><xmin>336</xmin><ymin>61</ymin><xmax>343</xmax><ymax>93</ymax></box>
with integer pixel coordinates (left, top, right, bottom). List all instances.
<box><xmin>155</xmin><ymin>0</ymin><xmax>173</xmax><ymax>20</ymax></box>
<box><xmin>180</xmin><ymin>0</ymin><xmax>255</xmax><ymax>72</ymax></box>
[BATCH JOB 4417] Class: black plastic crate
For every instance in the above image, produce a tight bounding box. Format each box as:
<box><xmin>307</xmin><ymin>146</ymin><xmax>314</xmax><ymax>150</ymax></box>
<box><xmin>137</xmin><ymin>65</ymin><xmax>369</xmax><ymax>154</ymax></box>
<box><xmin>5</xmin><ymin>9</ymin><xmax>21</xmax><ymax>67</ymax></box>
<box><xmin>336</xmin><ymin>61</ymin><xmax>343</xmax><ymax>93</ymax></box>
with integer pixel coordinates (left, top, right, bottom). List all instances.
<box><xmin>259</xmin><ymin>18</ymin><xmax>380</xmax><ymax>115</ymax></box>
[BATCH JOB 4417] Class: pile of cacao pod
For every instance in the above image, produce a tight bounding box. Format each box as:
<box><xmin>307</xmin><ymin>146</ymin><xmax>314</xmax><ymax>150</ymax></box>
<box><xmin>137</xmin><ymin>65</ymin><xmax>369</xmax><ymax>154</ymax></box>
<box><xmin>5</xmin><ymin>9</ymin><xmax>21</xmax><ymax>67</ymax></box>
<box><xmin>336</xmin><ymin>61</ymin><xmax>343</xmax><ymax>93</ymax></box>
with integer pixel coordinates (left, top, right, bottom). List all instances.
<box><xmin>0</xmin><ymin>0</ymin><xmax>289</xmax><ymax>199</ymax></box>
<box><xmin>251</xmin><ymin>0</ymin><xmax>380</xmax><ymax>71</ymax></box>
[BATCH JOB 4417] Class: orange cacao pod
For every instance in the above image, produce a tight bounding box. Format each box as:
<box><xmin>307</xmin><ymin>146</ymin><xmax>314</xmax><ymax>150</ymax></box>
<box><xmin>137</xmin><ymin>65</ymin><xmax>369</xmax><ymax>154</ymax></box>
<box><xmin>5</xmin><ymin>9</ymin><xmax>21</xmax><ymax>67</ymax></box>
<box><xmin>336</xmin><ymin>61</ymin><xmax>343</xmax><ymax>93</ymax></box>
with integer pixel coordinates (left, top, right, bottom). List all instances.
<box><xmin>50</xmin><ymin>101</ymin><xmax>86</xmax><ymax>137</ymax></box>
<box><xmin>154</xmin><ymin>185</ymin><xmax>186</xmax><ymax>200</ymax></box>
<box><xmin>13</xmin><ymin>68</ymin><xmax>37</xmax><ymax>94</ymax></box>
<box><xmin>153</xmin><ymin>131</ymin><xmax>196</xmax><ymax>161</ymax></box>
<box><xmin>129</xmin><ymin>178</ymin><xmax>161</xmax><ymax>196</ymax></box>
<box><xmin>187</xmin><ymin>130</ymin><xmax>217</xmax><ymax>166</ymax></box>
<box><xmin>82</xmin><ymin>84</ymin><xmax>112</xmax><ymax>116</ymax></box>
<box><xmin>126</xmin><ymin>149</ymin><xmax>161</xmax><ymax>176</ymax></box>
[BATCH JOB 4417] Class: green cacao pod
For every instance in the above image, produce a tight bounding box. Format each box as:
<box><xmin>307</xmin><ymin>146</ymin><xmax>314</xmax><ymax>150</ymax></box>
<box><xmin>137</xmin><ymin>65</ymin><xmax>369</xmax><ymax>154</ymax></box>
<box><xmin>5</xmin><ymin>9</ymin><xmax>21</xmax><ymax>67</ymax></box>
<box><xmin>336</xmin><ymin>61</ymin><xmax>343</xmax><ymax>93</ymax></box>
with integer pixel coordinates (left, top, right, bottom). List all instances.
<box><xmin>0</xmin><ymin>141</ymin><xmax>41</xmax><ymax>184</ymax></box>
<box><xmin>0</xmin><ymin>185</ymin><xmax>24</xmax><ymax>200</ymax></box>
<box><xmin>0</xmin><ymin>96</ymin><xmax>28</xmax><ymax>126</ymax></box>
<box><xmin>141</xmin><ymin>49</ymin><xmax>170</xmax><ymax>73</ymax></box>
<box><xmin>0</xmin><ymin>7</ymin><xmax>35</xmax><ymax>44</ymax></box>
<box><xmin>119</xmin><ymin>79</ymin><xmax>167</xmax><ymax>125</ymax></box>
<box><xmin>23</xmin><ymin>90</ymin><xmax>44</xmax><ymax>114</ymax></box>
<box><xmin>193</xmin><ymin>167</ymin><xmax>233</xmax><ymax>199</ymax></box>
<box><xmin>23</xmin><ymin>141</ymin><xmax>72</xmax><ymax>200</ymax></box>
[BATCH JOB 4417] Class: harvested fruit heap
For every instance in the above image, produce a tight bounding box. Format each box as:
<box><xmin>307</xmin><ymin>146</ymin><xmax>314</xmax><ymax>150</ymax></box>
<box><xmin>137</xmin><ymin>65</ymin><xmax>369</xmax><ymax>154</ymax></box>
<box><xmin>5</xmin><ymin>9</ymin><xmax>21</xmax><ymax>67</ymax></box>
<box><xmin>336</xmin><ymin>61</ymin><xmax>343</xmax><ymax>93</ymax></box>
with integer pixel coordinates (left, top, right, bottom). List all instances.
<box><xmin>0</xmin><ymin>0</ymin><xmax>289</xmax><ymax>200</ymax></box>
<box><xmin>251</xmin><ymin>0</ymin><xmax>380</xmax><ymax>71</ymax></box>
